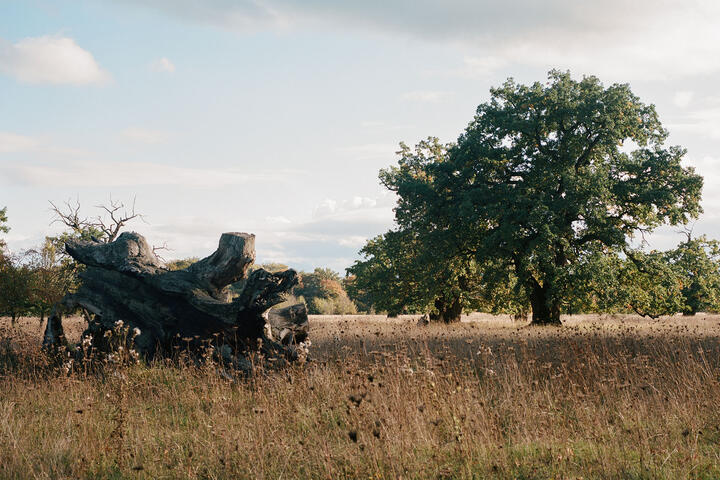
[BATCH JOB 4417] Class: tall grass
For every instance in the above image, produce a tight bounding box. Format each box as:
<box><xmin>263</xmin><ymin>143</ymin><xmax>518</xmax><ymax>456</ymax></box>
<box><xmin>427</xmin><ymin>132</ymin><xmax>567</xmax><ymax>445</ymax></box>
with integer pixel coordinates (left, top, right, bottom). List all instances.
<box><xmin>1</xmin><ymin>314</ymin><xmax>720</xmax><ymax>479</ymax></box>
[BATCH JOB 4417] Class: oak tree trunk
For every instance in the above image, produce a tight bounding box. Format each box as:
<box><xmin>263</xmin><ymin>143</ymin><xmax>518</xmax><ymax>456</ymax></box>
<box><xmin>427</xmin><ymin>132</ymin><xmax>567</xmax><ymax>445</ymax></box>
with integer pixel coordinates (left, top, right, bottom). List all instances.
<box><xmin>529</xmin><ymin>281</ymin><xmax>561</xmax><ymax>326</ymax></box>
<box><xmin>430</xmin><ymin>296</ymin><xmax>462</xmax><ymax>324</ymax></box>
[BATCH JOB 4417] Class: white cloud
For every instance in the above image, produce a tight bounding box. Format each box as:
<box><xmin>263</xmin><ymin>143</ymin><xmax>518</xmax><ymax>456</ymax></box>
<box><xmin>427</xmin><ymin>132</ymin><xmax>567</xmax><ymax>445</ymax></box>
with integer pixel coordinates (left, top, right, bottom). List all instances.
<box><xmin>312</xmin><ymin>195</ymin><xmax>385</xmax><ymax>219</ymax></box>
<box><xmin>0</xmin><ymin>35</ymin><xmax>109</xmax><ymax>85</ymax></box>
<box><xmin>121</xmin><ymin>127</ymin><xmax>170</xmax><ymax>144</ymax></box>
<box><xmin>673</xmin><ymin>91</ymin><xmax>694</xmax><ymax>108</ymax></box>
<box><xmin>117</xmin><ymin>1</ymin><xmax>720</xmax><ymax>80</ymax></box>
<box><xmin>685</xmin><ymin>156</ymin><xmax>720</xmax><ymax>216</ymax></box>
<box><xmin>312</xmin><ymin>198</ymin><xmax>337</xmax><ymax>218</ymax></box>
<box><xmin>360</xmin><ymin>121</ymin><xmax>385</xmax><ymax>128</ymax></box>
<box><xmin>348</xmin><ymin>196</ymin><xmax>377</xmax><ymax>209</ymax></box>
<box><xmin>360</xmin><ymin>120</ymin><xmax>413</xmax><ymax>131</ymax></box>
<box><xmin>0</xmin><ymin>131</ymin><xmax>91</xmax><ymax>155</ymax></box>
<box><xmin>0</xmin><ymin>160</ymin><xmax>298</xmax><ymax>188</ymax></box>
<box><xmin>667</xmin><ymin>106</ymin><xmax>720</xmax><ymax>140</ymax></box>
<box><xmin>401</xmin><ymin>90</ymin><xmax>452</xmax><ymax>103</ymax></box>
<box><xmin>265</xmin><ymin>215</ymin><xmax>292</xmax><ymax>225</ymax></box>
<box><xmin>239</xmin><ymin>194</ymin><xmax>396</xmax><ymax>270</ymax></box>
<box><xmin>151</xmin><ymin>57</ymin><xmax>175</xmax><ymax>73</ymax></box>
<box><xmin>144</xmin><ymin>196</ymin><xmax>394</xmax><ymax>272</ymax></box>
<box><xmin>449</xmin><ymin>20</ymin><xmax>720</xmax><ymax>81</ymax></box>
<box><xmin>338</xmin><ymin>235</ymin><xmax>369</xmax><ymax>248</ymax></box>
<box><xmin>0</xmin><ymin>132</ymin><xmax>40</xmax><ymax>153</ymax></box>
<box><xmin>458</xmin><ymin>56</ymin><xmax>509</xmax><ymax>78</ymax></box>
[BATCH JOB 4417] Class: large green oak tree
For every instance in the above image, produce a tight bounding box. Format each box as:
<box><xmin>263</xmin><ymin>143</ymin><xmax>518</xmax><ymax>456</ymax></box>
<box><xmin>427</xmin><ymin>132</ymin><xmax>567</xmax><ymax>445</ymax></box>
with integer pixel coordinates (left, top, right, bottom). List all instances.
<box><xmin>360</xmin><ymin>71</ymin><xmax>703</xmax><ymax>325</ymax></box>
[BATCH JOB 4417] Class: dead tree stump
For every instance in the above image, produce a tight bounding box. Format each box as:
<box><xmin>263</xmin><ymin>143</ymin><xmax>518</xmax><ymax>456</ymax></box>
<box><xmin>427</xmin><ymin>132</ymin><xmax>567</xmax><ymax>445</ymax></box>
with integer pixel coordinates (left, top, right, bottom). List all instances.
<box><xmin>42</xmin><ymin>231</ymin><xmax>309</xmax><ymax>372</ymax></box>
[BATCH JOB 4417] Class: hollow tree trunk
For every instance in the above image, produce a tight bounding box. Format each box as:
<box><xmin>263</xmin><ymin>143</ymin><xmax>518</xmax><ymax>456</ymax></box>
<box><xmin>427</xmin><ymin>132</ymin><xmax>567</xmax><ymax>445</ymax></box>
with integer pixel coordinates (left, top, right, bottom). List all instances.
<box><xmin>529</xmin><ymin>281</ymin><xmax>561</xmax><ymax>326</ymax></box>
<box><xmin>266</xmin><ymin>303</ymin><xmax>309</xmax><ymax>345</ymax></box>
<box><xmin>42</xmin><ymin>231</ymin><xmax>309</xmax><ymax>372</ymax></box>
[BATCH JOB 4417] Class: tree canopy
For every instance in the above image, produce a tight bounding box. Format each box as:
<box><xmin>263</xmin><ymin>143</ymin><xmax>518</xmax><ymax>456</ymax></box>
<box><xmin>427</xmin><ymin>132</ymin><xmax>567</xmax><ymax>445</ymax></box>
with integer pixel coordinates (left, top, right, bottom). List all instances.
<box><xmin>354</xmin><ymin>71</ymin><xmax>703</xmax><ymax>324</ymax></box>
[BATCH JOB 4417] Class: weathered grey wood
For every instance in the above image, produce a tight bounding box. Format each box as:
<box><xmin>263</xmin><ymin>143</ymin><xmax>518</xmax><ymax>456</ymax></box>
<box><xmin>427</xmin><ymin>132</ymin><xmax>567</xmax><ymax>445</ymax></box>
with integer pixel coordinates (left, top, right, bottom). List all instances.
<box><xmin>42</xmin><ymin>231</ymin><xmax>306</xmax><ymax>370</ymax></box>
<box><xmin>267</xmin><ymin>303</ymin><xmax>309</xmax><ymax>345</ymax></box>
<box><xmin>187</xmin><ymin>232</ymin><xmax>254</xmax><ymax>292</ymax></box>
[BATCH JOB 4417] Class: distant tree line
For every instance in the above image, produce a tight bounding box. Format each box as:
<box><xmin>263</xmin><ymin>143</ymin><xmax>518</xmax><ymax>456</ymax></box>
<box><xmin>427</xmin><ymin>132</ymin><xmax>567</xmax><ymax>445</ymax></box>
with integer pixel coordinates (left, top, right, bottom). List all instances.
<box><xmin>3</xmin><ymin>194</ymin><xmax>720</xmax><ymax>324</ymax></box>
<box><xmin>0</xmin><ymin>235</ymin><xmax>75</xmax><ymax>324</ymax></box>
<box><xmin>170</xmin><ymin>260</ymin><xmax>357</xmax><ymax>314</ymax></box>
<box><xmin>345</xmin><ymin>231</ymin><xmax>720</xmax><ymax>320</ymax></box>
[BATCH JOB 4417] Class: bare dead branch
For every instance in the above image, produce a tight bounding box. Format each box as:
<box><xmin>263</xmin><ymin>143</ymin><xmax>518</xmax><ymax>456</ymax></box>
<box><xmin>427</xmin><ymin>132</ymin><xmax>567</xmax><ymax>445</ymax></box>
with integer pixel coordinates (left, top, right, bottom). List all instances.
<box><xmin>676</xmin><ymin>222</ymin><xmax>696</xmax><ymax>243</ymax></box>
<box><xmin>50</xmin><ymin>196</ymin><xmax>145</xmax><ymax>243</ymax></box>
<box><xmin>92</xmin><ymin>196</ymin><xmax>144</xmax><ymax>242</ymax></box>
<box><xmin>152</xmin><ymin>241</ymin><xmax>171</xmax><ymax>262</ymax></box>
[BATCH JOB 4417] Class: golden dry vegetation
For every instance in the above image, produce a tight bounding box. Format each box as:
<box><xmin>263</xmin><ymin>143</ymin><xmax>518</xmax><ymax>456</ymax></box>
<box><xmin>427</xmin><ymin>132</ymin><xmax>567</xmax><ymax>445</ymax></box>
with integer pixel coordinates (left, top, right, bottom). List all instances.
<box><xmin>1</xmin><ymin>313</ymin><xmax>720</xmax><ymax>479</ymax></box>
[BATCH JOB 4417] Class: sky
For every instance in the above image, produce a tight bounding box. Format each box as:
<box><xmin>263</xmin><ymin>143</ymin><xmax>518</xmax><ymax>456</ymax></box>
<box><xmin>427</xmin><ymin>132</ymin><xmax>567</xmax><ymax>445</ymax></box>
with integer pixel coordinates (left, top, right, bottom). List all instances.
<box><xmin>1</xmin><ymin>0</ymin><xmax>720</xmax><ymax>272</ymax></box>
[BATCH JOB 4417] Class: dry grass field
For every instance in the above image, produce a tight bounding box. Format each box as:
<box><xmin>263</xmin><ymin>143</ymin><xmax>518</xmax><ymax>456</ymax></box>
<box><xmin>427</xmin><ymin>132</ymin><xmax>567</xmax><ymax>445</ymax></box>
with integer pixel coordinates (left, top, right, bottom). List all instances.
<box><xmin>1</xmin><ymin>313</ymin><xmax>720</xmax><ymax>479</ymax></box>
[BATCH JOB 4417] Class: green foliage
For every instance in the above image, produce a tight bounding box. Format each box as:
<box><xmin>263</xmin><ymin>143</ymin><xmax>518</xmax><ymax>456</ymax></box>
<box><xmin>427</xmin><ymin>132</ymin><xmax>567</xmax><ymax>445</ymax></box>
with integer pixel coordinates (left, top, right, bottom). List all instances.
<box><xmin>372</xmin><ymin>70</ymin><xmax>702</xmax><ymax>324</ymax></box>
<box><xmin>0</xmin><ymin>209</ymin><xmax>73</xmax><ymax>321</ymax></box>
<box><xmin>0</xmin><ymin>254</ymin><xmax>33</xmax><ymax>323</ymax></box>
<box><xmin>618</xmin><ymin>251</ymin><xmax>687</xmax><ymax>318</ymax></box>
<box><xmin>564</xmin><ymin>239</ymin><xmax>720</xmax><ymax>318</ymax></box>
<box><xmin>348</xmin><ymin>140</ymin><xmax>516</xmax><ymax>322</ymax></box>
<box><xmin>347</xmin><ymin>228</ymin><xmax>505</xmax><ymax>320</ymax></box>
<box><xmin>666</xmin><ymin>235</ymin><xmax>720</xmax><ymax>314</ymax></box>
<box><xmin>24</xmin><ymin>238</ymin><xmax>76</xmax><ymax>321</ymax></box>
<box><xmin>295</xmin><ymin>268</ymin><xmax>357</xmax><ymax>315</ymax></box>
<box><xmin>573</xmin><ymin>250</ymin><xmax>686</xmax><ymax>319</ymax></box>
<box><xmin>0</xmin><ymin>238</ymin><xmax>77</xmax><ymax>323</ymax></box>
<box><xmin>347</xmin><ymin>231</ymin><xmax>425</xmax><ymax>316</ymax></box>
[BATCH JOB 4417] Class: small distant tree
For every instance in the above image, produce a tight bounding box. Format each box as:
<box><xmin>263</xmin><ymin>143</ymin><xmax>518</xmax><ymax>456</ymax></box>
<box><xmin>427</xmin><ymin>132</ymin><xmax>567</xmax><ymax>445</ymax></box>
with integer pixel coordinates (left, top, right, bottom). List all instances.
<box><xmin>0</xmin><ymin>209</ymin><xmax>34</xmax><ymax>324</ymax></box>
<box><xmin>295</xmin><ymin>268</ymin><xmax>357</xmax><ymax>315</ymax></box>
<box><xmin>25</xmin><ymin>239</ymin><xmax>76</xmax><ymax>322</ymax></box>
<box><xmin>347</xmin><ymin>230</ymin><xmax>483</xmax><ymax>320</ymax></box>
<box><xmin>348</xmin><ymin>139</ymin><xmax>519</xmax><ymax>322</ymax></box>
<box><xmin>0</xmin><ymin>254</ymin><xmax>33</xmax><ymax>324</ymax></box>
<box><xmin>666</xmin><ymin>234</ymin><xmax>720</xmax><ymax>315</ymax></box>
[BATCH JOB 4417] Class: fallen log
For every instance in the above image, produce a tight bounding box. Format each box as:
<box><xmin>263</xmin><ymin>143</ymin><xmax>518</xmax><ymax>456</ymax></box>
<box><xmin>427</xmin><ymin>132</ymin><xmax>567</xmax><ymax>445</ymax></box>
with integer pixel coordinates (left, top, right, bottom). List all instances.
<box><xmin>42</xmin><ymin>231</ymin><xmax>309</xmax><ymax>372</ymax></box>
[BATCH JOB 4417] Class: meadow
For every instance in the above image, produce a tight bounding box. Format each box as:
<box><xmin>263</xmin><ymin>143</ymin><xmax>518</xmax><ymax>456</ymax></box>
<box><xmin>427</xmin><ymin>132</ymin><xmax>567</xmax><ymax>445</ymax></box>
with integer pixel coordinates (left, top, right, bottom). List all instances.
<box><xmin>1</xmin><ymin>313</ymin><xmax>720</xmax><ymax>479</ymax></box>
